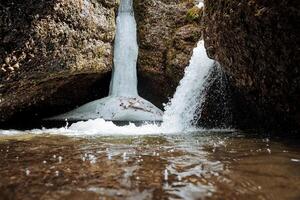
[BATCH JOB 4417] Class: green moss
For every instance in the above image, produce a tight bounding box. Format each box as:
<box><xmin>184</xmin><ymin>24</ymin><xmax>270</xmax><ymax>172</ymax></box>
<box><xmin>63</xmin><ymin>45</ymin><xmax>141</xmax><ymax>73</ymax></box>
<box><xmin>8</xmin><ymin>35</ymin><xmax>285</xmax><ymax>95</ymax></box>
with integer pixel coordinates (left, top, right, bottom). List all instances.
<box><xmin>97</xmin><ymin>46</ymin><xmax>106</xmax><ymax>59</ymax></box>
<box><xmin>186</xmin><ymin>6</ymin><xmax>202</xmax><ymax>21</ymax></box>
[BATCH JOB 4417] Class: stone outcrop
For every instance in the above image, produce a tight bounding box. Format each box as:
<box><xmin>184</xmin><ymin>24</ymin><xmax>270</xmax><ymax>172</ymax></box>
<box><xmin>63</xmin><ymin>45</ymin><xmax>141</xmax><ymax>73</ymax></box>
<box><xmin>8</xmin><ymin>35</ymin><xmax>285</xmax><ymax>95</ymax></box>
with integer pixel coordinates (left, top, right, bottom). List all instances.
<box><xmin>203</xmin><ymin>0</ymin><xmax>300</xmax><ymax>131</ymax></box>
<box><xmin>0</xmin><ymin>0</ymin><xmax>117</xmax><ymax>125</ymax></box>
<box><xmin>134</xmin><ymin>0</ymin><xmax>203</xmax><ymax>107</ymax></box>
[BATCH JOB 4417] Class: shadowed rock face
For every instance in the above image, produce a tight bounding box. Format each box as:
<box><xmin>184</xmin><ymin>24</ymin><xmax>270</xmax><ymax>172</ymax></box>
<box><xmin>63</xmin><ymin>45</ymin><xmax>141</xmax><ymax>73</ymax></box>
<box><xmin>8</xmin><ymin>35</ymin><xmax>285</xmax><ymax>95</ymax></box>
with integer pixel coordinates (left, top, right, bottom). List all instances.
<box><xmin>197</xmin><ymin>63</ymin><xmax>234</xmax><ymax>129</ymax></box>
<box><xmin>0</xmin><ymin>0</ymin><xmax>117</xmax><ymax>124</ymax></box>
<box><xmin>134</xmin><ymin>0</ymin><xmax>203</xmax><ymax>107</ymax></box>
<box><xmin>204</xmin><ymin>0</ymin><xmax>300</xmax><ymax>132</ymax></box>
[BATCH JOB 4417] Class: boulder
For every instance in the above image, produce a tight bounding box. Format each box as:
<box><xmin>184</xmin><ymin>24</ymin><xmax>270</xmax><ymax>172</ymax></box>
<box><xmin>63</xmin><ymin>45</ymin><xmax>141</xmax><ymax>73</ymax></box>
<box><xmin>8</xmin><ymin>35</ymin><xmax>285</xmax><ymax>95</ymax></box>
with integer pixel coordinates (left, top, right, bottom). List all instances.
<box><xmin>203</xmin><ymin>0</ymin><xmax>300</xmax><ymax>131</ymax></box>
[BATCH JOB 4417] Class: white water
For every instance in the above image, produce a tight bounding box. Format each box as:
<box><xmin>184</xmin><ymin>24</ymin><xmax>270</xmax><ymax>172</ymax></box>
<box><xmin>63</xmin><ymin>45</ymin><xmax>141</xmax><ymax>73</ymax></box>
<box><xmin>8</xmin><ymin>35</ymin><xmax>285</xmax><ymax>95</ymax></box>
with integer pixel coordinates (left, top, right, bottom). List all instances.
<box><xmin>161</xmin><ymin>41</ymin><xmax>215</xmax><ymax>132</ymax></box>
<box><xmin>110</xmin><ymin>0</ymin><xmax>138</xmax><ymax>97</ymax></box>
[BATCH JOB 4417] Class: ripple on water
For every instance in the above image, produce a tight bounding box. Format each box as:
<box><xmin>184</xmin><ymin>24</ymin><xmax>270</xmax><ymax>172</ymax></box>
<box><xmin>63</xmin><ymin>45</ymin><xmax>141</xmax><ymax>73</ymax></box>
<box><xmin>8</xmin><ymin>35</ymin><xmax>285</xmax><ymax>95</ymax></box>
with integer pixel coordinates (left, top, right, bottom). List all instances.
<box><xmin>0</xmin><ymin>131</ymin><xmax>299</xmax><ymax>200</ymax></box>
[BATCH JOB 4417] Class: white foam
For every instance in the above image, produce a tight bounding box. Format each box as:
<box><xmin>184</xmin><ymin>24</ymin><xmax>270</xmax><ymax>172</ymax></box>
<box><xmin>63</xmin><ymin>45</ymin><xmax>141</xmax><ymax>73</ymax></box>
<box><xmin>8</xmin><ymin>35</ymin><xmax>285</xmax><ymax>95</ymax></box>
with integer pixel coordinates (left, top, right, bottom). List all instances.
<box><xmin>67</xmin><ymin>118</ymin><xmax>162</xmax><ymax>135</ymax></box>
<box><xmin>0</xmin><ymin>119</ymin><xmax>160</xmax><ymax>136</ymax></box>
<box><xmin>0</xmin><ymin>118</ymin><xmax>233</xmax><ymax>136</ymax></box>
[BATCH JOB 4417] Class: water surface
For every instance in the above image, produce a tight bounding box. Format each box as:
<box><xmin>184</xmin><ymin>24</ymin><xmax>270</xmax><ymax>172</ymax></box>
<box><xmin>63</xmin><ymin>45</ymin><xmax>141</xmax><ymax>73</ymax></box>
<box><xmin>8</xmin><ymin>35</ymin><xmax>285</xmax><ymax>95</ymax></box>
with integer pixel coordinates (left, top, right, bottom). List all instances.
<box><xmin>0</xmin><ymin>131</ymin><xmax>299</xmax><ymax>200</ymax></box>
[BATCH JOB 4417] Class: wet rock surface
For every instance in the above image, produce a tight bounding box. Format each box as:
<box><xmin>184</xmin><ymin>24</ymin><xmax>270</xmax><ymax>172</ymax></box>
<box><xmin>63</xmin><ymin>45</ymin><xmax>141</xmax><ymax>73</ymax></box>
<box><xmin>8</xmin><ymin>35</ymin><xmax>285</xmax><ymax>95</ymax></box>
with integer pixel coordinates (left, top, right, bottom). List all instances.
<box><xmin>203</xmin><ymin>0</ymin><xmax>300</xmax><ymax>131</ymax></box>
<box><xmin>0</xmin><ymin>132</ymin><xmax>300</xmax><ymax>200</ymax></box>
<box><xmin>197</xmin><ymin>63</ymin><xmax>234</xmax><ymax>128</ymax></box>
<box><xmin>134</xmin><ymin>0</ymin><xmax>203</xmax><ymax>107</ymax></box>
<box><xmin>0</xmin><ymin>0</ymin><xmax>117</xmax><ymax>124</ymax></box>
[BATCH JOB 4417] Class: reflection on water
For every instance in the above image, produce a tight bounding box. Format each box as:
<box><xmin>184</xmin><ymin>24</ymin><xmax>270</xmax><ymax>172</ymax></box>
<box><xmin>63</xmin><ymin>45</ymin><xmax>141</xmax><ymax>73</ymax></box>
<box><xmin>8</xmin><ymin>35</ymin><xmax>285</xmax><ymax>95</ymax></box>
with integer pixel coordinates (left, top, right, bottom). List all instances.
<box><xmin>0</xmin><ymin>132</ymin><xmax>300</xmax><ymax>200</ymax></box>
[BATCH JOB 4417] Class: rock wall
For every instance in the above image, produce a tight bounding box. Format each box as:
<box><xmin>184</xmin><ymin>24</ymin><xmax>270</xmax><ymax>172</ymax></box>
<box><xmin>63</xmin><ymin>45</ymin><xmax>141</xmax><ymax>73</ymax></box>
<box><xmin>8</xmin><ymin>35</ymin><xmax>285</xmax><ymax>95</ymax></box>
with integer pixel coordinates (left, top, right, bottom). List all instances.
<box><xmin>204</xmin><ymin>0</ymin><xmax>300</xmax><ymax>131</ymax></box>
<box><xmin>0</xmin><ymin>0</ymin><xmax>117</xmax><ymax>125</ymax></box>
<box><xmin>134</xmin><ymin>0</ymin><xmax>203</xmax><ymax>107</ymax></box>
<box><xmin>197</xmin><ymin>63</ymin><xmax>234</xmax><ymax>129</ymax></box>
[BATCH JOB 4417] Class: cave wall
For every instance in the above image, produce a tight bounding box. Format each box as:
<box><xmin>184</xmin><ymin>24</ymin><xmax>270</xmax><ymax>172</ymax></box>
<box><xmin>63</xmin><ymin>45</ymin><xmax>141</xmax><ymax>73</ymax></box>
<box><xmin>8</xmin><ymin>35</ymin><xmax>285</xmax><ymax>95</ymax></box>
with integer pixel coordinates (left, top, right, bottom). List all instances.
<box><xmin>203</xmin><ymin>0</ymin><xmax>300</xmax><ymax>131</ymax></box>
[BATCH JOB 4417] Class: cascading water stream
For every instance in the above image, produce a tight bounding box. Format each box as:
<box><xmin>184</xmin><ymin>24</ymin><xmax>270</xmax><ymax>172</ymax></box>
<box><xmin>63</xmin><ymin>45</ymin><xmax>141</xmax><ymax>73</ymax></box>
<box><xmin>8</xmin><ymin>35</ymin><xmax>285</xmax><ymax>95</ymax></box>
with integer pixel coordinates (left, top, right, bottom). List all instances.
<box><xmin>109</xmin><ymin>0</ymin><xmax>138</xmax><ymax>97</ymax></box>
<box><xmin>161</xmin><ymin>40</ymin><xmax>215</xmax><ymax>132</ymax></box>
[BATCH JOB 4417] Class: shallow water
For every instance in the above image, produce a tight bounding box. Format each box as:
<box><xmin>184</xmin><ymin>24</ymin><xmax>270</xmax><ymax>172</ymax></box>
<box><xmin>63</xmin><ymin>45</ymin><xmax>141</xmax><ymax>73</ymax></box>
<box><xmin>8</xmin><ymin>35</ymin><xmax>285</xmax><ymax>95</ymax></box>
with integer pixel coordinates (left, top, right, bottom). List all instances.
<box><xmin>0</xmin><ymin>131</ymin><xmax>300</xmax><ymax>200</ymax></box>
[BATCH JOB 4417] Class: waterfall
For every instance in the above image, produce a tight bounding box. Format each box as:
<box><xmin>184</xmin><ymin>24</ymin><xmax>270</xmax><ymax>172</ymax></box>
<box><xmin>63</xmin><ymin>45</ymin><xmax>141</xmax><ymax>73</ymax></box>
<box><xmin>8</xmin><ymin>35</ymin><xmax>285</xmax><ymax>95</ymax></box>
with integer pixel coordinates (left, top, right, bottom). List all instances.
<box><xmin>161</xmin><ymin>40</ymin><xmax>215</xmax><ymax>132</ymax></box>
<box><xmin>109</xmin><ymin>0</ymin><xmax>138</xmax><ymax>97</ymax></box>
<box><xmin>42</xmin><ymin>40</ymin><xmax>218</xmax><ymax>134</ymax></box>
<box><xmin>48</xmin><ymin>0</ymin><xmax>163</xmax><ymax>122</ymax></box>
<box><xmin>47</xmin><ymin>0</ymin><xmax>216</xmax><ymax>131</ymax></box>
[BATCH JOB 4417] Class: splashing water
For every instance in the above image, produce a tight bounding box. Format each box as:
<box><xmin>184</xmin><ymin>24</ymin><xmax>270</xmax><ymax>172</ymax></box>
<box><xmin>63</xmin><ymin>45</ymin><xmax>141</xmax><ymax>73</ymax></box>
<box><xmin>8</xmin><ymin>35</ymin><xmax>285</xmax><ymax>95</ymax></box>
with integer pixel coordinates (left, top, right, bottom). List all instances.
<box><xmin>161</xmin><ymin>40</ymin><xmax>215</xmax><ymax>133</ymax></box>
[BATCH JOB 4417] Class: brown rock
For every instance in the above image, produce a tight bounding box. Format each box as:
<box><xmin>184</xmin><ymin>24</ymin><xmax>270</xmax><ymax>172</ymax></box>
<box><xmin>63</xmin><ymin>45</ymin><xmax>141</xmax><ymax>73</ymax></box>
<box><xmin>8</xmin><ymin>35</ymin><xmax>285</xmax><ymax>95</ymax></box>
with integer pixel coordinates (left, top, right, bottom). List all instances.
<box><xmin>0</xmin><ymin>0</ymin><xmax>118</xmax><ymax>125</ymax></box>
<box><xmin>203</xmin><ymin>0</ymin><xmax>300</xmax><ymax>131</ymax></box>
<box><xmin>134</xmin><ymin>0</ymin><xmax>203</xmax><ymax>107</ymax></box>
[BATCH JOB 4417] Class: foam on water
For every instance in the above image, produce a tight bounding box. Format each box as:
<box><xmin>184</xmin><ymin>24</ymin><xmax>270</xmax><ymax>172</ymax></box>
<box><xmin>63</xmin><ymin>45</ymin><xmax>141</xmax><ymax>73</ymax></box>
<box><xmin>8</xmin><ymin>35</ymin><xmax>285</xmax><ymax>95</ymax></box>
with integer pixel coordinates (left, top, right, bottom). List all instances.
<box><xmin>0</xmin><ymin>119</ymin><xmax>204</xmax><ymax>136</ymax></box>
<box><xmin>0</xmin><ymin>120</ymin><xmax>157</xmax><ymax>136</ymax></box>
<box><xmin>0</xmin><ymin>119</ymin><xmax>232</xmax><ymax>136</ymax></box>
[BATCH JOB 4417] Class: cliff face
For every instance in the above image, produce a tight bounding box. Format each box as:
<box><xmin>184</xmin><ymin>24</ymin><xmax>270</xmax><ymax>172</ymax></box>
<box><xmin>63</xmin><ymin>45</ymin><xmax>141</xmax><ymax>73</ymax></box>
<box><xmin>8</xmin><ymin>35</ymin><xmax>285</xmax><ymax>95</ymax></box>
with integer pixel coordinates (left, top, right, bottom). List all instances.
<box><xmin>204</xmin><ymin>0</ymin><xmax>300</xmax><ymax>131</ymax></box>
<box><xmin>0</xmin><ymin>0</ymin><xmax>117</xmax><ymax>124</ymax></box>
<box><xmin>134</xmin><ymin>0</ymin><xmax>203</xmax><ymax>107</ymax></box>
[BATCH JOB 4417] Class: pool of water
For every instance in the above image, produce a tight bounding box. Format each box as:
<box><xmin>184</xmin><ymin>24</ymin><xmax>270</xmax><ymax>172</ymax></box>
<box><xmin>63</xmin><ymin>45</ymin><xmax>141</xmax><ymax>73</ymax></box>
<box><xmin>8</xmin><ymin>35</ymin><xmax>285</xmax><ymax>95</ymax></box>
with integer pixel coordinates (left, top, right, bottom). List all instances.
<box><xmin>0</xmin><ymin>131</ymin><xmax>299</xmax><ymax>200</ymax></box>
